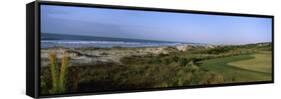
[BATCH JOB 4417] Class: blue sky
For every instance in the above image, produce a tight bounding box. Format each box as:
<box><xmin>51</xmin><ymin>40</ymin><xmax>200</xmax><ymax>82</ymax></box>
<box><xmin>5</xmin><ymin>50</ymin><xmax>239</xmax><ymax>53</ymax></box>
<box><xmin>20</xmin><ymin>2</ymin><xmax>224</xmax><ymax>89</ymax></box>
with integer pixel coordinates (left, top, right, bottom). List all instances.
<box><xmin>41</xmin><ymin>5</ymin><xmax>272</xmax><ymax>44</ymax></box>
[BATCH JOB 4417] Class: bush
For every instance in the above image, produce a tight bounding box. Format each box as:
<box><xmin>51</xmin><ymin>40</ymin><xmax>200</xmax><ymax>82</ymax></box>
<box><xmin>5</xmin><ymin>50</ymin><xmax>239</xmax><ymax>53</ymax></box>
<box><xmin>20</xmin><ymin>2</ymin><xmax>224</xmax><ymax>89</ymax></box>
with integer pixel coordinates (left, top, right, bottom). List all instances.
<box><xmin>164</xmin><ymin>58</ymin><xmax>172</xmax><ymax>65</ymax></box>
<box><xmin>172</xmin><ymin>56</ymin><xmax>179</xmax><ymax>62</ymax></box>
<box><xmin>179</xmin><ymin>58</ymin><xmax>189</xmax><ymax>66</ymax></box>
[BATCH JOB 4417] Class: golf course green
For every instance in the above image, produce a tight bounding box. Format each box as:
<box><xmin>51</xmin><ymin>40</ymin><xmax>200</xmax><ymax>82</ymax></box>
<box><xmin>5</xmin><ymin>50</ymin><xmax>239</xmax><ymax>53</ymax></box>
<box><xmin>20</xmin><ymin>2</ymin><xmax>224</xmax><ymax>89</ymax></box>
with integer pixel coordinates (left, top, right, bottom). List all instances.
<box><xmin>199</xmin><ymin>52</ymin><xmax>272</xmax><ymax>83</ymax></box>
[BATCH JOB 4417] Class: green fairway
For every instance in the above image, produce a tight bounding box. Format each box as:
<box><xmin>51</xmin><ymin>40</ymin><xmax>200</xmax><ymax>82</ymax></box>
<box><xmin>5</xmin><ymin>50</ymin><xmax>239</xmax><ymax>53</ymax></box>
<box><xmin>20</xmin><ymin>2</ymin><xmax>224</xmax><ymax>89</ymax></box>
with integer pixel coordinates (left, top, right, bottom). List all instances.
<box><xmin>228</xmin><ymin>52</ymin><xmax>272</xmax><ymax>73</ymax></box>
<box><xmin>199</xmin><ymin>54</ymin><xmax>272</xmax><ymax>83</ymax></box>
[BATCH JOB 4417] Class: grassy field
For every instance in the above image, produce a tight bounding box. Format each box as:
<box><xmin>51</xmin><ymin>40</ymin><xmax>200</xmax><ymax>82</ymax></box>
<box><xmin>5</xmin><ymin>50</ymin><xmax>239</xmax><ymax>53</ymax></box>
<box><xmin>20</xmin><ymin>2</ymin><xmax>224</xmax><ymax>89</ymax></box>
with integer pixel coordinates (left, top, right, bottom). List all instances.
<box><xmin>40</xmin><ymin>42</ymin><xmax>272</xmax><ymax>95</ymax></box>
<box><xmin>228</xmin><ymin>52</ymin><xmax>272</xmax><ymax>73</ymax></box>
<box><xmin>199</xmin><ymin>53</ymin><xmax>272</xmax><ymax>83</ymax></box>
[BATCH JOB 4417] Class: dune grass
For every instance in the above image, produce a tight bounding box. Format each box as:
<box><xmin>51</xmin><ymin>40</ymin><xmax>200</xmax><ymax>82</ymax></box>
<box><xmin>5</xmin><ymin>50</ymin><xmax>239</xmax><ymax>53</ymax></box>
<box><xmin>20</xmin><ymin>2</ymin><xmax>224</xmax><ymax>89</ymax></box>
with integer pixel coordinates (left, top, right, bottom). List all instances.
<box><xmin>48</xmin><ymin>50</ymin><xmax>69</xmax><ymax>94</ymax></box>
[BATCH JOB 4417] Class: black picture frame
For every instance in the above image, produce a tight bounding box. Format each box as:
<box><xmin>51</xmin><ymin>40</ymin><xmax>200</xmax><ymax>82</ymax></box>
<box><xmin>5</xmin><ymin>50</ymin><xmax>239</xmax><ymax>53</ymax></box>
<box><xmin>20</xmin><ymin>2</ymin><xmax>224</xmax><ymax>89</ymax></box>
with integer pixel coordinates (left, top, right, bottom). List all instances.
<box><xmin>26</xmin><ymin>1</ymin><xmax>274</xmax><ymax>98</ymax></box>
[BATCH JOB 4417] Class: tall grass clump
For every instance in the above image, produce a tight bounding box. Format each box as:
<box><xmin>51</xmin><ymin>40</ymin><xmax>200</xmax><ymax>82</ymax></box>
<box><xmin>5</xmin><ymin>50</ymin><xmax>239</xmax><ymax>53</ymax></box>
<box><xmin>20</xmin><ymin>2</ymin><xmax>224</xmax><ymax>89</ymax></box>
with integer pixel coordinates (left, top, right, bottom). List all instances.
<box><xmin>48</xmin><ymin>51</ymin><xmax>58</xmax><ymax>93</ymax></box>
<box><xmin>48</xmin><ymin>50</ymin><xmax>69</xmax><ymax>94</ymax></box>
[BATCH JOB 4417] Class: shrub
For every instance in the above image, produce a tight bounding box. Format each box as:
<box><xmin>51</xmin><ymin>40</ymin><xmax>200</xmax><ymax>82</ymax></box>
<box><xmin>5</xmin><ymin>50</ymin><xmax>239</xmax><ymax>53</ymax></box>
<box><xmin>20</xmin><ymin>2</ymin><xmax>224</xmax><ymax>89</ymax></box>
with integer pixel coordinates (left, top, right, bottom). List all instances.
<box><xmin>208</xmin><ymin>74</ymin><xmax>224</xmax><ymax>84</ymax></box>
<box><xmin>172</xmin><ymin>56</ymin><xmax>179</xmax><ymax>62</ymax></box>
<box><xmin>100</xmin><ymin>52</ymin><xmax>109</xmax><ymax>55</ymax></box>
<box><xmin>163</xmin><ymin>58</ymin><xmax>172</xmax><ymax>65</ymax></box>
<box><xmin>199</xmin><ymin>72</ymin><xmax>224</xmax><ymax>84</ymax></box>
<box><xmin>179</xmin><ymin>58</ymin><xmax>189</xmax><ymax>66</ymax></box>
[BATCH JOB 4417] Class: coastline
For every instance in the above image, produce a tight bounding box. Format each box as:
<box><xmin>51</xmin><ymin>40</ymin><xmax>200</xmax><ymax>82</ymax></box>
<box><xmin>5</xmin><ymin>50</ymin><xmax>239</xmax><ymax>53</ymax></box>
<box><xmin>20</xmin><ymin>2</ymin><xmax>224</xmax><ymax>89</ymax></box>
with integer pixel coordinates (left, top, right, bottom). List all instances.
<box><xmin>40</xmin><ymin>44</ymin><xmax>207</xmax><ymax>67</ymax></box>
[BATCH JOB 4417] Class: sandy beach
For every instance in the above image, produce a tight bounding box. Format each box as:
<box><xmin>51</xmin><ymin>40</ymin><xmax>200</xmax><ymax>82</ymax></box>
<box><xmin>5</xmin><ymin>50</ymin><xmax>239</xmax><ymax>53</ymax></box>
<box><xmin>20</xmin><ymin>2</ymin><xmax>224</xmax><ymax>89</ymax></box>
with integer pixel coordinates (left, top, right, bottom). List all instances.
<box><xmin>40</xmin><ymin>44</ymin><xmax>209</xmax><ymax>67</ymax></box>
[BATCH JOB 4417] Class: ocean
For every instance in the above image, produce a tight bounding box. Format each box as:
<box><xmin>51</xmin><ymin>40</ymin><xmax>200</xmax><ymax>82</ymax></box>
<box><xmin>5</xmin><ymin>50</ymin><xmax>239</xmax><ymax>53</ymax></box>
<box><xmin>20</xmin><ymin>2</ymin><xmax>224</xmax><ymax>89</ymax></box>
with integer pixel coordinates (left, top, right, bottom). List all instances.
<box><xmin>41</xmin><ymin>33</ymin><xmax>182</xmax><ymax>48</ymax></box>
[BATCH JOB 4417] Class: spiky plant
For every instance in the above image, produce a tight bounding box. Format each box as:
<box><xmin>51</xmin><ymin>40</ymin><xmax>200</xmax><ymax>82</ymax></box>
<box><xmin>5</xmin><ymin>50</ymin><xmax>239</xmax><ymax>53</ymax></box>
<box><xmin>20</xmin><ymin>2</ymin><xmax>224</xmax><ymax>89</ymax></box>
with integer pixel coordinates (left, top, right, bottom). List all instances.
<box><xmin>48</xmin><ymin>51</ymin><xmax>59</xmax><ymax>93</ymax></box>
<box><xmin>48</xmin><ymin>50</ymin><xmax>69</xmax><ymax>94</ymax></box>
<box><xmin>58</xmin><ymin>51</ymin><xmax>69</xmax><ymax>93</ymax></box>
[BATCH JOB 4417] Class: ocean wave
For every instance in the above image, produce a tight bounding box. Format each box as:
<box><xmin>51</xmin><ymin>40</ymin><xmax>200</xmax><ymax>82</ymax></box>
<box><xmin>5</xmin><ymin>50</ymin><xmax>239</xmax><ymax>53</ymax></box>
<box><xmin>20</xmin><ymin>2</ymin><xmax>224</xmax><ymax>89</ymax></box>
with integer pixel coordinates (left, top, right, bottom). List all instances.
<box><xmin>41</xmin><ymin>40</ymin><xmax>144</xmax><ymax>44</ymax></box>
<box><xmin>41</xmin><ymin>40</ymin><xmax>182</xmax><ymax>48</ymax></box>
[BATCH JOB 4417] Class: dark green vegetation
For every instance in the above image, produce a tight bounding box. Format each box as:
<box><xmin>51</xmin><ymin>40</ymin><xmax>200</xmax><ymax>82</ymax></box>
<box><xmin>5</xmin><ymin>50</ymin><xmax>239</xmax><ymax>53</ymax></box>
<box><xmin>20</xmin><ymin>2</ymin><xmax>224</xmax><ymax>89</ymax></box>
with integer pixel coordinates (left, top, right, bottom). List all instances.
<box><xmin>41</xmin><ymin>51</ymin><xmax>69</xmax><ymax>94</ymax></box>
<box><xmin>40</xmin><ymin>42</ymin><xmax>272</xmax><ymax>95</ymax></box>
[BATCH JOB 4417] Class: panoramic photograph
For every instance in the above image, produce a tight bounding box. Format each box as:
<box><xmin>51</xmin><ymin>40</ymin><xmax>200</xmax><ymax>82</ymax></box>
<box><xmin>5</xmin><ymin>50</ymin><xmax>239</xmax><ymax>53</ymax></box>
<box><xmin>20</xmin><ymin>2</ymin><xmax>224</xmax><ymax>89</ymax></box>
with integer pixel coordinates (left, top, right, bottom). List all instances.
<box><xmin>40</xmin><ymin>5</ymin><xmax>272</xmax><ymax>95</ymax></box>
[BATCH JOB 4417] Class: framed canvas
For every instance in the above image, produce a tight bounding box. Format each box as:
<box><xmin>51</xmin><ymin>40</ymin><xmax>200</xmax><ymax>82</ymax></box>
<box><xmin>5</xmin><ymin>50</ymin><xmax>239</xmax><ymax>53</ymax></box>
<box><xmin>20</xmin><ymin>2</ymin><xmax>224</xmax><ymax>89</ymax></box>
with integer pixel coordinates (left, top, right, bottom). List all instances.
<box><xmin>26</xmin><ymin>1</ymin><xmax>274</xmax><ymax>98</ymax></box>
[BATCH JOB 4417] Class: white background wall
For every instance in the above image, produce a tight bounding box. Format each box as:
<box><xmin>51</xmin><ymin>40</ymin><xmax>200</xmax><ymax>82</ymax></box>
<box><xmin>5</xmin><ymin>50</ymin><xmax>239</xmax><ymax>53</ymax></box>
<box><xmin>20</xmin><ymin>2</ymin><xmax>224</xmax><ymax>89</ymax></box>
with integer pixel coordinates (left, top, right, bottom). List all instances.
<box><xmin>0</xmin><ymin>0</ymin><xmax>279</xmax><ymax>98</ymax></box>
